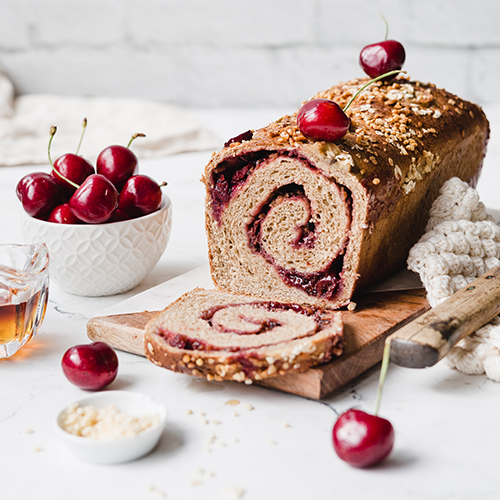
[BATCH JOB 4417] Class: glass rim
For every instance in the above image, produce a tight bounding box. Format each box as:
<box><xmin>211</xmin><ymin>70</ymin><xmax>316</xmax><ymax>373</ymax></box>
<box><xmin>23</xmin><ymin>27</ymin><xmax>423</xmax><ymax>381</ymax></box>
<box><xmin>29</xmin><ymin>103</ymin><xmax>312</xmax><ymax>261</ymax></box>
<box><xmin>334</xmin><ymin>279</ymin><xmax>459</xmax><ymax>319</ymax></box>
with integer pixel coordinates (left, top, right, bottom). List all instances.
<box><xmin>0</xmin><ymin>242</ymin><xmax>49</xmax><ymax>276</ymax></box>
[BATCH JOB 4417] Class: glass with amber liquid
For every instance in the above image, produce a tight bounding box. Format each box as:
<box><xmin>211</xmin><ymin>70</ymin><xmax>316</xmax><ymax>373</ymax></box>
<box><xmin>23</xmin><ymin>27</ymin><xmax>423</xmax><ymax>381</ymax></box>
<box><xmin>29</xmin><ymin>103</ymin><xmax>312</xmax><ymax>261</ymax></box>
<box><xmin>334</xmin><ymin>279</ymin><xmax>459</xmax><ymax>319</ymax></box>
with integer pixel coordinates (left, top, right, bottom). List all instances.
<box><xmin>0</xmin><ymin>243</ymin><xmax>49</xmax><ymax>358</ymax></box>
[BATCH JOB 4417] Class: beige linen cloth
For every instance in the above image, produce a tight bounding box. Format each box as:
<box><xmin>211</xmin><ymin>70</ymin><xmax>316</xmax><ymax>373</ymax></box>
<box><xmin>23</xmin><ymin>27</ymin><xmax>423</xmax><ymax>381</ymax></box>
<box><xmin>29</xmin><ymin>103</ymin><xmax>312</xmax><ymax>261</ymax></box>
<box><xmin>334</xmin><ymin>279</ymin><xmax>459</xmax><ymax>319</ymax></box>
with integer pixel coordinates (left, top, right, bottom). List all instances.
<box><xmin>0</xmin><ymin>68</ymin><xmax>220</xmax><ymax>166</ymax></box>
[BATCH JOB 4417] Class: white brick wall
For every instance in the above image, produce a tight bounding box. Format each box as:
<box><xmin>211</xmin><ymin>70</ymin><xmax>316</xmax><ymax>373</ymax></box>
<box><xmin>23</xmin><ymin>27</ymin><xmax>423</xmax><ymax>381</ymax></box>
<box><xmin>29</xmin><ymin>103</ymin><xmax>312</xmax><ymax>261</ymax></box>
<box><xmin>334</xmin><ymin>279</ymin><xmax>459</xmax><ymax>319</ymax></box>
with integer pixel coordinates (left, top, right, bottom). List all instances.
<box><xmin>0</xmin><ymin>0</ymin><xmax>498</xmax><ymax>107</ymax></box>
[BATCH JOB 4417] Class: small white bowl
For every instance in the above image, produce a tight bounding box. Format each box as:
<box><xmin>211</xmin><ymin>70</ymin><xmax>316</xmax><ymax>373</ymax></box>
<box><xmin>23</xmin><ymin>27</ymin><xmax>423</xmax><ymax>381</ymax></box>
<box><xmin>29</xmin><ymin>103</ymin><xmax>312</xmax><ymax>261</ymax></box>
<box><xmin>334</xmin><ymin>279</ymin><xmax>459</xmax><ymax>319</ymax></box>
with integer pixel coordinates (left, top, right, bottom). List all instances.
<box><xmin>55</xmin><ymin>391</ymin><xmax>168</xmax><ymax>464</ymax></box>
<box><xmin>21</xmin><ymin>195</ymin><xmax>172</xmax><ymax>296</ymax></box>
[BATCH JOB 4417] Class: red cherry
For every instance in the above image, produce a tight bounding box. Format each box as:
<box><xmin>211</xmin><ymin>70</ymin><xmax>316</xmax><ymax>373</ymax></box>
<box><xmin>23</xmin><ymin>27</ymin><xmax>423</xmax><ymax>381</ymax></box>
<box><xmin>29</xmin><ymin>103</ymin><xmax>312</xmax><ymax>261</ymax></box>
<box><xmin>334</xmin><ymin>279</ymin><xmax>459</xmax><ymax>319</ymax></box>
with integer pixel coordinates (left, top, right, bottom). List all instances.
<box><xmin>118</xmin><ymin>174</ymin><xmax>164</xmax><ymax>218</ymax></box>
<box><xmin>108</xmin><ymin>208</ymin><xmax>131</xmax><ymax>223</ymax></box>
<box><xmin>50</xmin><ymin>153</ymin><xmax>94</xmax><ymax>196</ymax></box>
<box><xmin>61</xmin><ymin>342</ymin><xmax>118</xmax><ymax>391</ymax></box>
<box><xmin>16</xmin><ymin>172</ymin><xmax>62</xmax><ymax>218</ymax></box>
<box><xmin>297</xmin><ymin>99</ymin><xmax>350</xmax><ymax>142</ymax></box>
<box><xmin>96</xmin><ymin>145</ymin><xmax>138</xmax><ymax>191</ymax></box>
<box><xmin>224</xmin><ymin>129</ymin><xmax>253</xmax><ymax>147</ymax></box>
<box><xmin>48</xmin><ymin>203</ymin><xmax>82</xmax><ymax>224</ymax></box>
<box><xmin>332</xmin><ymin>409</ymin><xmax>395</xmax><ymax>468</ymax></box>
<box><xmin>297</xmin><ymin>70</ymin><xmax>404</xmax><ymax>143</ymax></box>
<box><xmin>69</xmin><ymin>174</ymin><xmax>118</xmax><ymax>224</ymax></box>
<box><xmin>47</xmin><ymin>121</ymin><xmax>93</xmax><ymax>197</ymax></box>
<box><xmin>360</xmin><ymin>40</ymin><xmax>405</xmax><ymax>79</ymax></box>
<box><xmin>96</xmin><ymin>134</ymin><xmax>145</xmax><ymax>191</ymax></box>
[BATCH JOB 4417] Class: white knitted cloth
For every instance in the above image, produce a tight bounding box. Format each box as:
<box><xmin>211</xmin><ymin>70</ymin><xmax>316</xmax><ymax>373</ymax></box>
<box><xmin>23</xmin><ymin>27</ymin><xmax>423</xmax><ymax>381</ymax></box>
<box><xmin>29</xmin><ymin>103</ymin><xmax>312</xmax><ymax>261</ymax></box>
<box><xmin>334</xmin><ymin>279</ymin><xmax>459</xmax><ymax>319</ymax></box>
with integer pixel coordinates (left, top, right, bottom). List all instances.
<box><xmin>407</xmin><ymin>177</ymin><xmax>500</xmax><ymax>381</ymax></box>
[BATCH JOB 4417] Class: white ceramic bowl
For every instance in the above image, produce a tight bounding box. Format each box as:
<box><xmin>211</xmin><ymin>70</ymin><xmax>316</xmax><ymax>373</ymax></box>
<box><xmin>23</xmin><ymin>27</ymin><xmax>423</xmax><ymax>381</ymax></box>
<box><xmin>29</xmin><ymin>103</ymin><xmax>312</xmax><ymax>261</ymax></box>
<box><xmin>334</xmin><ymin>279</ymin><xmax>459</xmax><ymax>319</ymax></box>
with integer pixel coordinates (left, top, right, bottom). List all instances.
<box><xmin>21</xmin><ymin>195</ymin><xmax>172</xmax><ymax>296</ymax></box>
<box><xmin>55</xmin><ymin>391</ymin><xmax>168</xmax><ymax>464</ymax></box>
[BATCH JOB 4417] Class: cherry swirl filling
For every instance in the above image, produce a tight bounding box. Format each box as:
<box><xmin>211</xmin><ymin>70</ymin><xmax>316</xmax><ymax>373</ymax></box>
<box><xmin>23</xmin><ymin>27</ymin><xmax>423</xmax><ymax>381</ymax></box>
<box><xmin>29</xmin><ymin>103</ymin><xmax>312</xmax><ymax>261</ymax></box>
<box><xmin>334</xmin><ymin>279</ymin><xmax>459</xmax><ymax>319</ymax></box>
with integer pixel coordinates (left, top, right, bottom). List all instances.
<box><xmin>158</xmin><ymin>301</ymin><xmax>334</xmax><ymax>352</ymax></box>
<box><xmin>246</xmin><ymin>183</ymin><xmax>349</xmax><ymax>299</ymax></box>
<box><xmin>209</xmin><ymin>151</ymin><xmax>352</xmax><ymax>300</ymax></box>
<box><xmin>210</xmin><ymin>151</ymin><xmax>270</xmax><ymax>223</ymax></box>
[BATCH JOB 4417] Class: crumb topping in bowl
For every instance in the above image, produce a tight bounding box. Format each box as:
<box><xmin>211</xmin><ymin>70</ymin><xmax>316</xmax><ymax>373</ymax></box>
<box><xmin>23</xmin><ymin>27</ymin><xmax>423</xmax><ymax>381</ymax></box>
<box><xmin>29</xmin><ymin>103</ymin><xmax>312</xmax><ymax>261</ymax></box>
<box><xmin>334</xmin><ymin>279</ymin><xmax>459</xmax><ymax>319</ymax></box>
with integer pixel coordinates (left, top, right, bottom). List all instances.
<box><xmin>60</xmin><ymin>402</ymin><xmax>161</xmax><ymax>440</ymax></box>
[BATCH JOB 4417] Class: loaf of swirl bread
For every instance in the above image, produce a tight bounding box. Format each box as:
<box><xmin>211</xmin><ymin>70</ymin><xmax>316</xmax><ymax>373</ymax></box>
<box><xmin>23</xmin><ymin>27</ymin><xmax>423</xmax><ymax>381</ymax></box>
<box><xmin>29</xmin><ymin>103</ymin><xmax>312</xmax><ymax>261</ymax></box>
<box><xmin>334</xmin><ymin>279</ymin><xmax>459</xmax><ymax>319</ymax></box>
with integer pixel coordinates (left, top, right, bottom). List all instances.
<box><xmin>202</xmin><ymin>76</ymin><xmax>489</xmax><ymax>309</ymax></box>
<box><xmin>144</xmin><ymin>288</ymin><xmax>343</xmax><ymax>384</ymax></box>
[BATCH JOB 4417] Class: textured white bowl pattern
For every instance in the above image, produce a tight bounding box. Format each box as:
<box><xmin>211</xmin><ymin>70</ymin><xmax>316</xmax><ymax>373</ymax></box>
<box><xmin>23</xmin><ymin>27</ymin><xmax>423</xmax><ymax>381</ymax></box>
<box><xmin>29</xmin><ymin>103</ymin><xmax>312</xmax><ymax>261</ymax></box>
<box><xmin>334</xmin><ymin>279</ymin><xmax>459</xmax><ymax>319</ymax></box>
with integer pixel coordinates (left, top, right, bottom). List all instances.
<box><xmin>21</xmin><ymin>196</ymin><xmax>172</xmax><ymax>296</ymax></box>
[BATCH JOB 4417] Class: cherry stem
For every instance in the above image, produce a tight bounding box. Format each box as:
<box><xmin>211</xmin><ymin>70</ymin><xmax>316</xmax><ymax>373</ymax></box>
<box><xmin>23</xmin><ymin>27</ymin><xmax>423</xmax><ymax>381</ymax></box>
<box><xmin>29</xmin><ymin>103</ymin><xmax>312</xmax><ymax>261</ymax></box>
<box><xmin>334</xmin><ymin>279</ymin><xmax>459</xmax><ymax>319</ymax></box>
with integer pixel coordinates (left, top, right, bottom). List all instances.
<box><xmin>127</xmin><ymin>133</ymin><xmax>146</xmax><ymax>149</ymax></box>
<box><xmin>379</xmin><ymin>13</ymin><xmax>389</xmax><ymax>40</ymax></box>
<box><xmin>375</xmin><ymin>339</ymin><xmax>391</xmax><ymax>416</ymax></box>
<box><xmin>48</xmin><ymin>126</ymin><xmax>79</xmax><ymax>189</ymax></box>
<box><xmin>159</xmin><ymin>181</ymin><xmax>168</xmax><ymax>187</ymax></box>
<box><xmin>343</xmin><ymin>70</ymin><xmax>406</xmax><ymax>113</ymax></box>
<box><xmin>75</xmin><ymin>117</ymin><xmax>87</xmax><ymax>156</ymax></box>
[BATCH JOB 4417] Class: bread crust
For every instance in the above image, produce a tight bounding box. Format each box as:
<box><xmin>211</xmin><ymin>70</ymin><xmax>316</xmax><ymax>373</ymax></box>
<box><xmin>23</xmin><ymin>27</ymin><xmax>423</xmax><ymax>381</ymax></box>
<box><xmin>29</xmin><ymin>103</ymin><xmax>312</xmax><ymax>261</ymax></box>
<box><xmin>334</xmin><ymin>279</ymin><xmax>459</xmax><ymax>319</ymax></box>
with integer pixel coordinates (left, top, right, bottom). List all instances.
<box><xmin>144</xmin><ymin>288</ymin><xmax>343</xmax><ymax>384</ymax></box>
<box><xmin>203</xmin><ymin>76</ymin><xmax>489</xmax><ymax>308</ymax></box>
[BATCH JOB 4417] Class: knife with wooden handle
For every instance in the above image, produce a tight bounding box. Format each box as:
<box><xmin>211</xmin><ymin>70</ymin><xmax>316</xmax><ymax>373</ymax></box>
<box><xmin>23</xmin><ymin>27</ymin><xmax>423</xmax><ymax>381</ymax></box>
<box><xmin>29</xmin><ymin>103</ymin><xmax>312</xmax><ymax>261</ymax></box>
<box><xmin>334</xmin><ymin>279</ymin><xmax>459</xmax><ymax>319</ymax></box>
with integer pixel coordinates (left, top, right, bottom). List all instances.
<box><xmin>387</xmin><ymin>265</ymin><xmax>500</xmax><ymax>368</ymax></box>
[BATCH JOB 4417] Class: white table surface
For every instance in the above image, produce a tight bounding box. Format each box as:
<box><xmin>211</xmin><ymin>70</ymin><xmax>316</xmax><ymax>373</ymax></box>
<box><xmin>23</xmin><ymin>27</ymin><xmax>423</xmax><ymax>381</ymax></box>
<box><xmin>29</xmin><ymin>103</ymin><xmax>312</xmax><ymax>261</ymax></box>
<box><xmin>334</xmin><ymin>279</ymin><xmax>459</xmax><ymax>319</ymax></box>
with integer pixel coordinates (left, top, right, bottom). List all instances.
<box><xmin>2</xmin><ymin>105</ymin><xmax>500</xmax><ymax>500</ymax></box>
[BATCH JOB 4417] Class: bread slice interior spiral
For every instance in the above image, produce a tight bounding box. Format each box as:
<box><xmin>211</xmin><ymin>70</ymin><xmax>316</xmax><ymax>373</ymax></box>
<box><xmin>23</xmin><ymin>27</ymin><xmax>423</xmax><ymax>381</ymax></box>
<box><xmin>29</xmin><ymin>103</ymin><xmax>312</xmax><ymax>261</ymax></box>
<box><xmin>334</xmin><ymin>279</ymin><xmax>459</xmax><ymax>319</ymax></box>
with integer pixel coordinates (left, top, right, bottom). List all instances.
<box><xmin>145</xmin><ymin>287</ymin><xmax>343</xmax><ymax>384</ymax></box>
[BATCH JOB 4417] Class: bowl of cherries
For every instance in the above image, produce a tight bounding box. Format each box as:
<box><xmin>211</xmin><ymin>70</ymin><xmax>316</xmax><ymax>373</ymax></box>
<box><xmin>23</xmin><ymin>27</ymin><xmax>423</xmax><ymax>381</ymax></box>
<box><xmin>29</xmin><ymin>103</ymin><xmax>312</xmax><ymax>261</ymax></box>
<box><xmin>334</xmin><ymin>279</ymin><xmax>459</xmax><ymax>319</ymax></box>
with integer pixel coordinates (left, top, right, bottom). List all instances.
<box><xmin>17</xmin><ymin>121</ymin><xmax>172</xmax><ymax>297</ymax></box>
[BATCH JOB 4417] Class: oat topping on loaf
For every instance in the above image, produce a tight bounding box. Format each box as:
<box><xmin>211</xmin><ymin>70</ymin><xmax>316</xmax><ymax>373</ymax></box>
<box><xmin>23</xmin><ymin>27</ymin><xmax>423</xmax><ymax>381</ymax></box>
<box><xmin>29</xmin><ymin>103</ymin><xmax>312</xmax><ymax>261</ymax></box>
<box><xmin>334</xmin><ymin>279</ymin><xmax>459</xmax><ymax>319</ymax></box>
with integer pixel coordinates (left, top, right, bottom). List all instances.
<box><xmin>203</xmin><ymin>76</ymin><xmax>489</xmax><ymax>309</ymax></box>
<box><xmin>144</xmin><ymin>288</ymin><xmax>343</xmax><ymax>384</ymax></box>
<box><xmin>223</xmin><ymin>76</ymin><xmax>483</xmax><ymax>195</ymax></box>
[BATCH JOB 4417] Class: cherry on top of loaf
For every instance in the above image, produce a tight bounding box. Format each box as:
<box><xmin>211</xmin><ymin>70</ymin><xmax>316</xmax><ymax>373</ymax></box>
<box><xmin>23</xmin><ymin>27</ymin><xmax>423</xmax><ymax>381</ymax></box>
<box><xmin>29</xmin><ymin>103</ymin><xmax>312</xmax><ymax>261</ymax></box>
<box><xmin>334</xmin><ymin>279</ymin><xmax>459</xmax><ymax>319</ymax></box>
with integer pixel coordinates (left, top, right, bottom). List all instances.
<box><xmin>251</xmin><ymin>76</ymin><xmax>461</xmax><ymax>152</ymax></box>
<box><xmin>222</xmin><ymin>76</ymin><xmax>477</xmax><ymax>162</ymax></box>
<box><xmin>217</xmin><ymin>76</ymin><xmax>484</xmax><ymax>199</ymax></box>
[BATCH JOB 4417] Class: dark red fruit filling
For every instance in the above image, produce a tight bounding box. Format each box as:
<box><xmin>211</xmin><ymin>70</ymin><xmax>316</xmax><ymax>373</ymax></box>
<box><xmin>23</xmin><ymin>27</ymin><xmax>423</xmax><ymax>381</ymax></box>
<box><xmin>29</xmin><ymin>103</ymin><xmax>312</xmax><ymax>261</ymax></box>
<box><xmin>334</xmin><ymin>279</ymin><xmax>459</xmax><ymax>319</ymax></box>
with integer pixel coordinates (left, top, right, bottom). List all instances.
<box><xmin>247</xmin><ymin>183</ymin><xmax>349</xmax><ymax>300</ymax></box>
<box><xmin>200</xmin><ymin>300</ymin><xmax>322</xmax><ymax>322</ymax></box>
<box><xmin>210</xmin><ymin>150</ymin><xmax>317</xmax><ymax>223</ymax></box>
<box><xmin>200</xmin><ymin>303</ymin><xmax>284</xmax><ymax>335</ymax></box>
<box><xmin>212</xmin><ymin>317</ymin><xmax>282</xmax><ymax>335</ymax></box>
<box><xmin>159</xmin><ymin>300</ymin><xmax>335</xmax><ymax>351</ymax></box>
<box><xmin>294</xmin><ymin>220</ymin><xmax>316</xmax><ymax>249</ymax></box>
<box><xmin>277</xmin><ymin>260</ymin><xmax>343</xmax><ymax>300</ymax></box>
<box><xmin>210</xmin><ymin>151</ymin><xmax>353</xmax><ymax>300</ymax></box>
<box><xmin>160</xmin><ymin>331</ymin><xmax>211</xmax><ymax>351</ymax></box>
<box><xmin>159</xmin><ymin>330</ymin><xmax>261</xmax><ymax>353</ymax></box>
<box><xmin>224</xmin><ymin>130</ymin><xmax>253</xmax><ymax>148</ymax></box>
<box><xmin>210</xmin><ymin>151</ymin><xmax>268</xmax><ymax>222</ymax></box>
<box><xmin>247</xmin><ymin>184</ymin><xmax>317</xmax><ymax>250</ymax></box>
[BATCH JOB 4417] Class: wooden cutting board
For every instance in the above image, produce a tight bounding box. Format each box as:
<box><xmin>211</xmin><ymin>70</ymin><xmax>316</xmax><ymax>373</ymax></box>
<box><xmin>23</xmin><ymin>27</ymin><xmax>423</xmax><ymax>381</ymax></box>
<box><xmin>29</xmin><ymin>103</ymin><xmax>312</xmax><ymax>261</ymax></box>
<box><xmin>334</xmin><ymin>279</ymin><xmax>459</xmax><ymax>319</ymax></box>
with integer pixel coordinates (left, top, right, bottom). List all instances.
<box><xmin>87</xmin><ymin>269</ymin><xmax>429</xmax><ymax>399</ymax></box>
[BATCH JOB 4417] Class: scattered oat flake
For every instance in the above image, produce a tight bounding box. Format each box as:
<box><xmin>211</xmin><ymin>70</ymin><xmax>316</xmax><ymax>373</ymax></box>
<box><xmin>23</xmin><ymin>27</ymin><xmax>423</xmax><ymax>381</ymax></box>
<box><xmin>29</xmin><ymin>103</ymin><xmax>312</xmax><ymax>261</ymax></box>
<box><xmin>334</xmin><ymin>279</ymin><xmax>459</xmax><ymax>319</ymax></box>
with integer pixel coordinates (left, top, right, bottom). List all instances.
<box><xmin>33</xmin><ymin>445</ymin><xmax>42</xmax><ymax>452</ymax></box>
<box><xmin>231</xmin><ymin>412</ymin><xmax>239</xmax><ymax>417</ymax></box>
<box><xmin>200</xmin><ymin>411</ymin><xmax>206</xmax><ymax>416</ymax></box>
<box><xmin>212</xmin><ymin>419</ymin><xmax>222</xmax><ymax>425</ymax></box>
<box><xmin>282</xmin><ymin>422</ymin><xmax>291</xmax><ymax>428</ymax></box>
<box><xmin>245</xmin><ymin>404</ymin><xmax>254</xmax><ymax>411</ymax></box>
<box><xmin>225</xmin><ymin>399</ymin><xmax>240</xmax><ymax>406</ymax></box>
<box><xmin>25</xmin><ymin>428</ymin><xmax>34</xmax><ymax>434</ymax></box>
<box><xmin>148</xmin><ymin>485</ymin><xmax>167</xmax><ymax>498</ymax></box>
<box><xmin>269</xmin><ymin>439</ymin><xmax>277</xmax><ymax>445</ymax></box>
<box><xmin>205</xmin><ymin>433</ymin><xmax>216</xmax><ymax>444</ymax></box>
<box><xmin>190</xmin><ymin>479</ymin><xmax>203</xmax><ymax>487</ymax></box>
<box><xmin>185</xmin><ymin>409</ymin><xmax>193</xmax><ymax>415</ymax></box>
<box><xmin>201</xmin><ymin>418</ymin><xmax>209</xmax><ymax>425</ymax></box>
<box><xmin>225</xmin><ymin>486</ymin><xmax>245</xmax><ymax>499</ymax></box>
